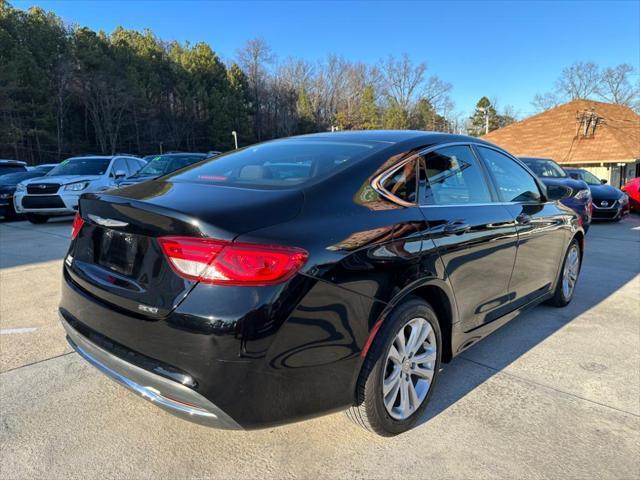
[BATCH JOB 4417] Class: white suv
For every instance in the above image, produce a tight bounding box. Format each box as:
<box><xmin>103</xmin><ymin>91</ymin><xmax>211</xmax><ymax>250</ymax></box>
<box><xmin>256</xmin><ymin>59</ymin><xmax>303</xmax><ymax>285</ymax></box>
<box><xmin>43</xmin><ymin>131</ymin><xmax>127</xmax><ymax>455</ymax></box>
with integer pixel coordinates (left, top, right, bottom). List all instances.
<box><xmin>14</xmin><ymin>155</ymin><xmax>145</xmax><ymax>223</ymax></box>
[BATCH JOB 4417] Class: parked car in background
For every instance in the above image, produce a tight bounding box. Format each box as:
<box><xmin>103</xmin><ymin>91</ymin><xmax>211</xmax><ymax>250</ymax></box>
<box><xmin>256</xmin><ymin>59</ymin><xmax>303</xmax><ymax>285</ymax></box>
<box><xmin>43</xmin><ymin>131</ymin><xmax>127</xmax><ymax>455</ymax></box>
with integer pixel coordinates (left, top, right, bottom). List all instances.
<box><xmin>60</xmin><ymin>132</ymin><xmax>583</xmax><ymax>436</ymax></box>
<box><xmin>14</xmin><ymin>155</ymin><xmax>146</xmax><ymax>223</ymax></box>
<box><xmin>0</xmin><ymin>164</ymin><xmax>58</xmax><ymax>219</ymax></box>
<box><xmin>118</xmin><ymin>153</ymin><xmax>209</xmax><ymax>187</ymax></box>
<box><xmin>520</xmin><ymin>157</ymin><xmax>592</xmax><ymax>231</ymax></box>
<box><xmin>621</xmin><ymin>177</ymin><xmax>640</xmax><ymax>212</ymax></box>
<box><xmin>0</xmin><ymin>160</ymin><xmax>27</xmax><ymax>176</ymax></box>
<box><xmin>564</xmin><ymin>168</ymin><xmax>630</xmax><ymax>221</ymax></box>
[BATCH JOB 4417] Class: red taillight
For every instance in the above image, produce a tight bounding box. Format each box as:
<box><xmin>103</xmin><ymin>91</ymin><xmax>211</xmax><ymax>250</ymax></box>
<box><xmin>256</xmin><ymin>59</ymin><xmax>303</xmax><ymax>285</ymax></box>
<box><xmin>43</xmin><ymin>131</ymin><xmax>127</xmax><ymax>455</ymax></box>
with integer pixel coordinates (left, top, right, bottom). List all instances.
<box><xmin>71</xmin><ymin>212</ymin><xmax>85</xmax><ymax>240</ymax></box>
<box><xmin>157</xmin><ymin>236</ymin><xmax>308</xmax><ymax>286</ymax></box>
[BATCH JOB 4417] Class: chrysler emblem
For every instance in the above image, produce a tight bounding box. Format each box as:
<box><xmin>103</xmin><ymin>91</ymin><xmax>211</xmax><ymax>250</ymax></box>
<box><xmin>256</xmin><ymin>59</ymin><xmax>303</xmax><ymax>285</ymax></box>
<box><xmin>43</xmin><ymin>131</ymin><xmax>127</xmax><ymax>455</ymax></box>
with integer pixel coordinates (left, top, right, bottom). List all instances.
<box><xmin>88</xmin><ymin>214</ymin><xmax>129</xmax><ymax>228</ymax></box>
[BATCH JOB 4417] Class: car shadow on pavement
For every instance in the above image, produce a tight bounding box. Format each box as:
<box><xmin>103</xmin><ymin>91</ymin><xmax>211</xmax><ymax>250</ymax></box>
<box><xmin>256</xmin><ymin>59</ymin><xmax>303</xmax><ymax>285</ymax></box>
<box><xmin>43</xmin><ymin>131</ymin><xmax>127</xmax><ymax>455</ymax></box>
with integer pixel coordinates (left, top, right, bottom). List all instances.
<box><xmin>418</xmin><ymin>215</ymin><xmax>640</xmax><ymax>427</ymax></box>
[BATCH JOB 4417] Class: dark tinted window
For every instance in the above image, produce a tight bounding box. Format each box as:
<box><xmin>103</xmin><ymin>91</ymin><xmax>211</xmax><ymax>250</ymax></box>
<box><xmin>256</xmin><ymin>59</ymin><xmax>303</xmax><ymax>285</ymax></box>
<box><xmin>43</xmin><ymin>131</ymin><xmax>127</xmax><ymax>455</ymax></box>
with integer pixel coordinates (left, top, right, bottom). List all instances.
<box><xmin>477</xmin><ymin>147</ymin><xmax>541</xmax><ymax>202</ymax></box>
<box><xmin>170</xmin><ymin>139</ymin><xmax>385</xmax><ymax>188</ymax></box>
<box><xmin>521</xmin><ymin>158</ymin><xmax>567</xmax><ymax>178</ymax></box>
<box><xmin>0</xmin><ymin>165</ymin><xmax>26</xmax><ymax>175</ymax></box>
<box><xmin>421</xmin><ymin>145</ymin><xmax>491</xmax><ymax>205</ymax></box>
<box><xmin>48</xmin><ymin>157</ymin><xmax>111</xmax><ymax>176</ymax></box>
<box><xmin>132</xmin><ymin>154</ymin><xmax>207</xmax><ymax>177</ymax></box>
<box><xmin>381</xmin><ymin>160</ymin><xmax>418</xmax><ymax>204</ymax></box>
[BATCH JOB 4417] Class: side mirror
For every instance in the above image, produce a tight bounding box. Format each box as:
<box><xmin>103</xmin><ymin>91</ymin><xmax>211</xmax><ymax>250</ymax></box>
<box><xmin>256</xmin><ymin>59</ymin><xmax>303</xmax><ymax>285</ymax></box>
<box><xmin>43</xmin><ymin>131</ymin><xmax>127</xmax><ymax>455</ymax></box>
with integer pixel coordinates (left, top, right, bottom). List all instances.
<box><xmin>600</xmin><ymin>179</ymin><xmax>607</xmax><ymax>184</ymax></box>
<box><xmin>546</xmin><ymin>184</ymin><xmax>572</xmax><ymax>201</ymax></box>
<box><xmin>114</xmin><ymin>169</ymin><xmax>127</xmax><ymax>179</ymax></box>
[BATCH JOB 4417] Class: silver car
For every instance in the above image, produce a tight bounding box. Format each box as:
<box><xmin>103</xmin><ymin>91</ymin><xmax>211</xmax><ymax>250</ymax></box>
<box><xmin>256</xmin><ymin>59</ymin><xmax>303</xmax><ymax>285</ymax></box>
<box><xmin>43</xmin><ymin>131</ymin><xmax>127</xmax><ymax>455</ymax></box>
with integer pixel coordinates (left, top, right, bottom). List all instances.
<box><xmin>14</xmin><ymin>155</ymin><xmax>145</xmax><ymax>223</ymax></box>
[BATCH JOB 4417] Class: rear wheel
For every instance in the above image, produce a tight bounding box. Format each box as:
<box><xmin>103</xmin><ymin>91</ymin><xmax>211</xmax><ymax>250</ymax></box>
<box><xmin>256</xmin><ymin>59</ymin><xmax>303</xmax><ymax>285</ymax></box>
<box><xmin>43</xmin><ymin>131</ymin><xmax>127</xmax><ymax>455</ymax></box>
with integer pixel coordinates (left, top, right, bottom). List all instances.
<box><xmin>546</xmin><ymin>238</ymin><xmax>581</xmax><ymax>307</ymax></box>
<box><xmin>347</xmin><ymin>297</ymin><xmax>442</xmax><ymax>436</ymax></box>
<box><xmin>25</xmin><ymin>214</ymin><xmax>49</xmax><ymax>224</ymax></box>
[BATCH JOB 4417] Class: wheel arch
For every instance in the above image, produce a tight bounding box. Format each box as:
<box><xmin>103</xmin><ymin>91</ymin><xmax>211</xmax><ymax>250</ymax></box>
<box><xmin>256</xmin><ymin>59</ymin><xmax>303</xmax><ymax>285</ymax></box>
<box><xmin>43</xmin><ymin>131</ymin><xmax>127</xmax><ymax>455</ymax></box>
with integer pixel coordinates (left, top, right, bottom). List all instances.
<box><xmin>361</xmin><ymin>278</ymin><xmax>458</xmax><ymax>364</ymax></box>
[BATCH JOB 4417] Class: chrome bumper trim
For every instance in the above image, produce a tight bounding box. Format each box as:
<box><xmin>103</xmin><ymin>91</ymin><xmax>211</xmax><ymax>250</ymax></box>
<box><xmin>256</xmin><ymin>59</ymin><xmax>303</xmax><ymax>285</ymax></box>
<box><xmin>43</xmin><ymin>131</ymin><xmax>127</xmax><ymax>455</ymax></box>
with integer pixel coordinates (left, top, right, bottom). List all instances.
<box><xmin>61</xmin><ymin>314</ymin><xmax>241</xmax><ymax>430</ymax></box>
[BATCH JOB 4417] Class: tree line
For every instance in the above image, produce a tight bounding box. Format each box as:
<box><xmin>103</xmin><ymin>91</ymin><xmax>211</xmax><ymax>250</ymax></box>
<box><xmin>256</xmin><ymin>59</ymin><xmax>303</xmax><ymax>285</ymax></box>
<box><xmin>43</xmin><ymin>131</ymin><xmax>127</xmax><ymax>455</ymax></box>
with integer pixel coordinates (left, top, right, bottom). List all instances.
<box><xmin>1</xmin><ymin>2</ymin><xmax>638</xmax><ymax>164</ymax></box>
<box><xmin>0</xmin><ymin>3</ymin><xmax>457</xmax><ymax>164</ymax></box>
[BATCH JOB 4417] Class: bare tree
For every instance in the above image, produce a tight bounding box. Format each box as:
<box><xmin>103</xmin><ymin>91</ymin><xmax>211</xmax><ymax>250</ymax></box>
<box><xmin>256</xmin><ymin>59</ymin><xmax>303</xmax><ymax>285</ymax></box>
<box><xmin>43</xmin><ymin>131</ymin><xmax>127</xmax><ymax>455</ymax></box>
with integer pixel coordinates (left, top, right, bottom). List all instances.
<box><xmin>598</xmin><ymin>64</ymin><xmax>639</xmax><ymax>108</ymax></box>
<box><xmin>379</xmin><ymin>53</ymin><xmax>426</xmax><ymax>110</ymax></box>
<box><xmin>531</xmin><ymin>92</ymin><xmax>561</xmax><ymax>112</ymax></box>
<box><xmin>236</xmin><ymin>38</ymin><xmax>274</xmax><ymax>140</ymax></box>
<box><xmin>423</xmin><ymin>75</ymin><xmax>453</xmax><ymax>112</ymax></box>
<box><xmin>556</xmin><ymin>61</ymin><xmax>601</xmax><ymax>99</ymax></box>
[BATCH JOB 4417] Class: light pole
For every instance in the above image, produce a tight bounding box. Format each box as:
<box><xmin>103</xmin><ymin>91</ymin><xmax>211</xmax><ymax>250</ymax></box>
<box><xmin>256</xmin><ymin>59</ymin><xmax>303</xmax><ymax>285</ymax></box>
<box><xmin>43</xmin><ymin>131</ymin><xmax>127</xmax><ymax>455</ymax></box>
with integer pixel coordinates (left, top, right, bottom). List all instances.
<box><xmin>231</xmin><ymin>131</ymin><xmax>238</xmax><ymax>150</ymax></box>
<box><xmin>159</xmin><ymin>141</ymin><xmax>163</xmax><ymax>154</ymax></box>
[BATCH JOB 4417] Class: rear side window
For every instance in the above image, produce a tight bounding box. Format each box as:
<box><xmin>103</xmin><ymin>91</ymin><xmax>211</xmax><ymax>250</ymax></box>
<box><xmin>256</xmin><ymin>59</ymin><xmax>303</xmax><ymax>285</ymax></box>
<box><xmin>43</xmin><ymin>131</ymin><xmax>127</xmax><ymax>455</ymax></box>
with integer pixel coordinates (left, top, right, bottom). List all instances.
<box><xmin>421</xmin><ymin>145</ymin><xmax>492</xmax><ymax>205</ymax></box>
<box><xmin>169</xmin><ymin>139</ymin><xmax>385</xmax><ymax>189</ymax></box>
<box><xmin>381</xmin><ymin>159</ymin><xmax>418</xmax><ymax>204</ymax></box>
<box><xmin>477</xmin><ymin>147</ymin><xmax>541</xmax><ymax>202</ymax></box>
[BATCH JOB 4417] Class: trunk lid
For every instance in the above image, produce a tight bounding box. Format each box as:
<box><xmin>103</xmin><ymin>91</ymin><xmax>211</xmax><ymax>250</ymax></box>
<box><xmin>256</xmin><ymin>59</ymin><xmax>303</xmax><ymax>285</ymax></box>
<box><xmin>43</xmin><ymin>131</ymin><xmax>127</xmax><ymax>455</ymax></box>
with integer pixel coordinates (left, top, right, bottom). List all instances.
<box><xmin>67</xmin><ymin>180</ymin><xmax>303</xmax><ymax>317</ymax></box>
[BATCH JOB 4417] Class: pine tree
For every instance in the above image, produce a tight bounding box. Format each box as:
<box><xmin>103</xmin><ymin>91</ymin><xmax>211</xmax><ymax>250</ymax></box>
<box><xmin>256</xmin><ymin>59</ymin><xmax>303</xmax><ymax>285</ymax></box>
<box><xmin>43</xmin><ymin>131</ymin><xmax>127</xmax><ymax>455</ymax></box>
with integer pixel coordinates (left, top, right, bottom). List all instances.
<box><xmin>469</xmin><ymin>96</ymin><xmax>499</xmax><ymax>136</ymax></box>
<box><xmin>359</xmin><ymin>84</ymin><xmax>380</xmax><ymax>129</ymax></box>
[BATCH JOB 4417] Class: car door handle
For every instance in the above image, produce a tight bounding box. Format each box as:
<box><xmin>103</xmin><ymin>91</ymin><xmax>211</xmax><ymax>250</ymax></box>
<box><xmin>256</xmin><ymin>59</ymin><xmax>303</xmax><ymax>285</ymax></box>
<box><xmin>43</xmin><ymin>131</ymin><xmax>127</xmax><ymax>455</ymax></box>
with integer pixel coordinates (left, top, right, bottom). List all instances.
<box><xmin>443</xmin><ymin>220</ymin><xmax>471</xmax><ymax>235</ymax></box>
<box><xmin>516</xmin><ymin>213</ymin><xmax>532</xmax><ymax>224</ymax></box>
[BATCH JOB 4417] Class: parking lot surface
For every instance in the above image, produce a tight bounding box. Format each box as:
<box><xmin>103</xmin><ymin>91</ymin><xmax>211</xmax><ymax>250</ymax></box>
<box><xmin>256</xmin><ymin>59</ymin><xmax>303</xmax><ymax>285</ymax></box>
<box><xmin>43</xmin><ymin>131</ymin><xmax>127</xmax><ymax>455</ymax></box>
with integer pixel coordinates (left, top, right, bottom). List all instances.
<box><xmin>1</xmin><ymin>215</ymin><xmax>639</xmax><ymax>479</ymax></box>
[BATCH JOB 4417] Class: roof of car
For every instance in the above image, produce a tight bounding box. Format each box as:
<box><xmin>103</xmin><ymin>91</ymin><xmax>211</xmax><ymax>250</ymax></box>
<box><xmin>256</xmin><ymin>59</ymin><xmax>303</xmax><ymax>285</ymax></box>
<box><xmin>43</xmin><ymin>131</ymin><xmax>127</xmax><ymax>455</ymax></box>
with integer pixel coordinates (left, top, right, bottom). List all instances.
<box><xmin>295</xmin><ymin>130</ymin><xmax>494</xmax><ymax>146</ymax></box>
<box><xmin>519</xmin><ymin>157</ymin><xmax>554</xmax><ymax>162</ymax></box>
<box><xmin>0</xmin><ymin>159</ymin><xmax>27</xmax><ymax>165</ymax></box>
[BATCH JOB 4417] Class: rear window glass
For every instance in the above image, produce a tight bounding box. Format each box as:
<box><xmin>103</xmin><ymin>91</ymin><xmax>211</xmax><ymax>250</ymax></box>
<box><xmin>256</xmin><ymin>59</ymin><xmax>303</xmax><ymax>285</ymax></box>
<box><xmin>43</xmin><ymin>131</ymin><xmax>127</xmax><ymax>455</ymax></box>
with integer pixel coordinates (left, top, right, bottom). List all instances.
<box><xmin>168</xmin><ymin>139</ymin><xmax>385</xmax><ymax>188</ymax></box>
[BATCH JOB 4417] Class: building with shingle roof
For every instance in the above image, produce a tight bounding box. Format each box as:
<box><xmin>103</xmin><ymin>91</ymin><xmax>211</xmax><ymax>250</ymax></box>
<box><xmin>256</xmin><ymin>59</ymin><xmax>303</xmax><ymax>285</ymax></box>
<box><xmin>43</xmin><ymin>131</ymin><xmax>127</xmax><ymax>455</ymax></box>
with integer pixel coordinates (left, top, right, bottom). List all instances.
<box><xmin>482</xmin><ymin>99</ymin><xmax>640</xmax><ymax>187</ymax></box>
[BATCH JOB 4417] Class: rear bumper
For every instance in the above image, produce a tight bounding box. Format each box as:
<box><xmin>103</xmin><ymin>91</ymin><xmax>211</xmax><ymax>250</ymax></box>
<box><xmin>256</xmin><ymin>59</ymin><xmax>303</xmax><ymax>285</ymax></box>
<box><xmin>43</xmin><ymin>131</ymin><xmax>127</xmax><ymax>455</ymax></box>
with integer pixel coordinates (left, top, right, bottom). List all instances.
<box><xmin>61</xmin><ymin>313</ymin><xmax>242</xmax><ymax>430</ymax></box>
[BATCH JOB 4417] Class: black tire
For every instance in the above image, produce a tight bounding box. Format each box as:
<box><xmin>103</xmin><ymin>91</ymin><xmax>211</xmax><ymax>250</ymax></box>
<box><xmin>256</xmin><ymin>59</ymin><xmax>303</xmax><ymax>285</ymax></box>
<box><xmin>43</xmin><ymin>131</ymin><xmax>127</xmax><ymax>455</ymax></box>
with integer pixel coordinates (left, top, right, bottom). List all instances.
<box><xmin>546</xmin><ymin>238</ymin><xmax>581</xmax><ymax>307</ymax></box>
<box><xmin>347</xmin><ymin>297</ymin><xmax>442</xmax><ymax>436</ymax></box>
<box><xmin>25</xmin><ymin>213</ymin><xmax>49</xmax><ymax>224</ymax></box>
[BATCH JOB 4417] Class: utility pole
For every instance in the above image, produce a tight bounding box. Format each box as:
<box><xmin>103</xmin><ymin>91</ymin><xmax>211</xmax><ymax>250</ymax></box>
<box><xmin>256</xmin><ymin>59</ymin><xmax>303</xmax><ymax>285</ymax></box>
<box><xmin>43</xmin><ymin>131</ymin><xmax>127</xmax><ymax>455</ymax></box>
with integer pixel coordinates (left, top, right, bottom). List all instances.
<box><xmin>477</xmin><ymin>107</ymin><xmax>489</xmax><ymax>135</ymax></box>
<box><xmin>231</xmin><ymin>131</ymin><xmax>238</xmax><ymax>149</ymax></box>
<box><xmin>159</xmin><ymin>141</ymin><xmax>163</xmax><ymax>154</ymax></box>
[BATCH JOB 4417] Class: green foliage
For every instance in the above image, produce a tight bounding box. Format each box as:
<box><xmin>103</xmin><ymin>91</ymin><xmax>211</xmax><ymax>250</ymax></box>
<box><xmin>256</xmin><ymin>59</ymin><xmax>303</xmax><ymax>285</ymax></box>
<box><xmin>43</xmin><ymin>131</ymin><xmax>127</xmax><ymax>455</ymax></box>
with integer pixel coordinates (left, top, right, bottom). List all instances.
<box><xmin>0</xmin><ymin>2</ymin><xmax>252</xmax><ymax>161</ymax></box>
<box><xmin>359</xmin><ymin>85</ymin><xmax>380</xmax><ymax>130</ymax></box>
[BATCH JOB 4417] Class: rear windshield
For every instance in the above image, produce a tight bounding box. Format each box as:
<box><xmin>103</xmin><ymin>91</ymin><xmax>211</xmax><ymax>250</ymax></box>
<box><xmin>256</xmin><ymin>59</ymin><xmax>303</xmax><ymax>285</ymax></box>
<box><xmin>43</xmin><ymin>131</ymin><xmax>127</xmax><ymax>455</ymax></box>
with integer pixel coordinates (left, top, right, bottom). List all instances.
<box><xmin>522</xmin><ymin>158</ymin><xmax>567</xmax><ymax>178</ymax></box>
<box><xmin>47</xmin><ymin>157</ymin><xmax>111</xmax><ymax>176</ymax></box>
<box><xmin>168</xmin><ymin>139</ymin><xmax>385</xmax><ymax>188</ymax></box>
<box><xmin>0</xmin><ymin>165</ymin><xmax>26</xmax><ymax>175</ymax></box>
<box><xmin>131</xmin><ymin>154</ymin><xmax>207</xmax><ymax>178</ymax></box>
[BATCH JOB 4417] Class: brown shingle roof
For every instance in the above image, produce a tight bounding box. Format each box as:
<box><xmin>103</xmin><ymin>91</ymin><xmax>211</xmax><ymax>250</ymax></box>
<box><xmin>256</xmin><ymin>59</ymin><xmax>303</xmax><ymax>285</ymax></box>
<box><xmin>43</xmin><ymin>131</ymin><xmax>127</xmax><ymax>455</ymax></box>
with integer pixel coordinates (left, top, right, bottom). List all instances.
<box><xmin>482</xmin><ymin>99</ymin><xmax>640</xmax><ymax>164</ymax></box>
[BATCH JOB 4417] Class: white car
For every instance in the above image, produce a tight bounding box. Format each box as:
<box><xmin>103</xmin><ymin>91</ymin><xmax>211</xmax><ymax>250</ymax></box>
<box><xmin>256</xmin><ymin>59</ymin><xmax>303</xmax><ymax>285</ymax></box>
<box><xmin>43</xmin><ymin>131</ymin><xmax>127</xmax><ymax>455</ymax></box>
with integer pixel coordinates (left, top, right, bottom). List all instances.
<box><xmin>14</xmin><ymin>155</ymin><xmax>145</xmax><ymax>224</ymax></box>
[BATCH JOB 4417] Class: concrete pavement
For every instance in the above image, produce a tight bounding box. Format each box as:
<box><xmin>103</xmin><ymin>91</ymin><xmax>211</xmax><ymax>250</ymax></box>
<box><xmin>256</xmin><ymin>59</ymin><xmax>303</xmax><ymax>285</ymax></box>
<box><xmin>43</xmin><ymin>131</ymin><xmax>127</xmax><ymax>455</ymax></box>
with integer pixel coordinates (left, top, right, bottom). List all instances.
<box><xmin>0</xmin><ymin>215</ymin><xmax>638</xmax><ymax>479</ymax></box>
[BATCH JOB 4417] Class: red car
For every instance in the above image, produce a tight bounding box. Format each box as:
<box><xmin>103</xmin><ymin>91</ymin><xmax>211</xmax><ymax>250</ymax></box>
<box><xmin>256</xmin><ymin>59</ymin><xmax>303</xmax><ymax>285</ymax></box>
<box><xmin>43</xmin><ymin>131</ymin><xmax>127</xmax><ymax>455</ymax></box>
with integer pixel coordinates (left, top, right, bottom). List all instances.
<box><xmin>621</xmin><ymin>177</ymin><xmax>640</xmax><ymax>211</ymax></box>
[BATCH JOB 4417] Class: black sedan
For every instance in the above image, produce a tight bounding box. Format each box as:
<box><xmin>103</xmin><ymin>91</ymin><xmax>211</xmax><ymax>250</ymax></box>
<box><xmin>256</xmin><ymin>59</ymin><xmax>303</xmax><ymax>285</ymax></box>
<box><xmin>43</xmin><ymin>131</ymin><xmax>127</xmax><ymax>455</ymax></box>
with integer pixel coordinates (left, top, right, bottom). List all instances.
<box><xmin>520</xmin><ymin>157</ymin><xmax>592</xmax><ymax>231</ymax></box>
<box><xmin>564</xmin><ymin>168</ymin><xmax>630</xmax><ymax>221</ymax></box>
<box><xmin>0</xmin><ymin>164</ymin><xmax>57</xmax><ymax>219</ymax></box>
<box><xmin>119</xmin><ymin>153</ymin><xmax>209</xmax><ymax>186</ymax></box>
<box><xmin>60</xmin><ymin>132</ymin><xmax>583</xmax><ymax>436</ymax></box>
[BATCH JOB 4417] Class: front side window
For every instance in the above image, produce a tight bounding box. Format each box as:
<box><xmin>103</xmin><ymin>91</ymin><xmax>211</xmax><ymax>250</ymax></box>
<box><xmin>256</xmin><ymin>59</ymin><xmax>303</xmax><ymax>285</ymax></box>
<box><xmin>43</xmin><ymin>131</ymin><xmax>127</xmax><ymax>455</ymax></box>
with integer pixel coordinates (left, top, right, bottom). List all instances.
<box><xmin>580</xmin><ymin>170</ymin><xmax>602</xmax><ymax>185</ymax></box>
<box><xmin>421</xmin><ymin>145</ymin><xmax>492</xmax><ymax>205</ymax></box>
<box><xmin>111</xmin><ymin>158</ymin><xmax>129</xmax><ymax>177</ymax></box>
<box><xmin>477</xmin><ymin>147</ymin><xmax>541</xmax><ymax>203</ymax></box>
<box><xmin>381</xmin><ymin>159</ymin><xmax>418</xmax><ymax>204</ymax></box>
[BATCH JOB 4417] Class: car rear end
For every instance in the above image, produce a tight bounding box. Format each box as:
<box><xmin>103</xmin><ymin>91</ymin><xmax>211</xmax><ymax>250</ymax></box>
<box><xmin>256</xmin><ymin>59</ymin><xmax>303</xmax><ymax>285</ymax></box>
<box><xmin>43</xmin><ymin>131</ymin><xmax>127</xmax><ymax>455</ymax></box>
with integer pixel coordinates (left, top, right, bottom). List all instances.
<box><xmin>58</xmin><ymin>179</ymin><xmax>317</xmax><ymax>429</ymax></box>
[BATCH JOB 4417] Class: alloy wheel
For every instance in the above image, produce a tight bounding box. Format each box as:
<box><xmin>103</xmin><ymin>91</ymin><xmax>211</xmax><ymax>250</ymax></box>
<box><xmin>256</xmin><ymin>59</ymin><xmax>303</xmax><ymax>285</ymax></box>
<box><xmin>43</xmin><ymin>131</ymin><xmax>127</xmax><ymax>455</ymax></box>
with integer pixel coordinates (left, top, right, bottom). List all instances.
<box><xmin>562</xmin><ymin>244</ymin><xmax>580</xmax><ymax>299</ymax></box>
<box><xmin>382</xmin><ymin>317</ymin><xmax>437</xmax><ymax>420</ymax></box>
